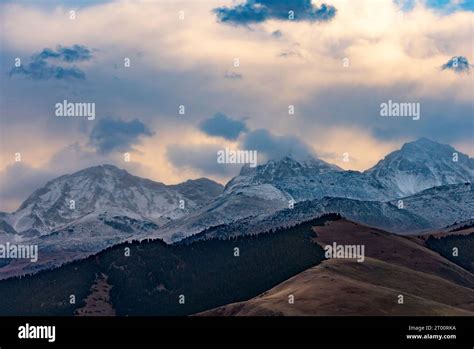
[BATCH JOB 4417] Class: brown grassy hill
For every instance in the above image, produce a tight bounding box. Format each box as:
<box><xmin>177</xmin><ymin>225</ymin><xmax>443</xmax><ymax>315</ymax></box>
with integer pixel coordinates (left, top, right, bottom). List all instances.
<box><xmin>313</xmin><ymin>220</ymin><xmax>474</xmax><ymax>287</ymax></box>
<box><xmin>200</xmin><ymin>219</ymin><xmax>474</xmax><ymax>316</ymax></box>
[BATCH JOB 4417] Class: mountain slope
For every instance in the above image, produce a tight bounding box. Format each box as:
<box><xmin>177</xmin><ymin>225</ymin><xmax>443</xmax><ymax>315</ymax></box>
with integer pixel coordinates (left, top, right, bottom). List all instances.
<box><xmin>0</xmin><ymin>209</ymin><xmax>161</xmax><ymax>280</ymax></box>
<box><xmin>390</xmin><ymin>183</ymin><xmax>473</xmax><ymax>229</ymax></box>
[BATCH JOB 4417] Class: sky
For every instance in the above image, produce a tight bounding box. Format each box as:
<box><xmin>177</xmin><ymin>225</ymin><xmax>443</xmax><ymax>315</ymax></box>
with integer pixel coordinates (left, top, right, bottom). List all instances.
<box><xmin>0</xmin><ymin>0</ymin><xmax>473</xmax><ymax>211</ymax></box>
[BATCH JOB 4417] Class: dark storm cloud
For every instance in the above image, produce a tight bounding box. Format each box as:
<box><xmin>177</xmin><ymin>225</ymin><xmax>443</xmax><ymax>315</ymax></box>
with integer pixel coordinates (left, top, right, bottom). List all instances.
<box><xmin>297</xmin><ymin>84</ymin><xmax>474</xmax><ymax>144</ymax></box>
<box><xmin>10</xmin><ymin>60</ymin><xmax>86</xmax><ymax>80</ymax></box>
<box><xmin>166</xmin><ymin>144</ymin><xmax>241</xmax><ymax>177</ymax></box>
<box><xmin>89</xmin><ymin>117</ymin><xmax>154</xmax><ymax>154</ymax></box>
<box><xmin>166</xmin><ymin>128</ymin><xmax>315</xmax><ymax>176</ymax></box>
<box><xmin>372</xmin><ymin>99</ymin><xmax>474</xmax><ymax>142</ymax></box>
<box><xmin>9</xmin><ymin>44</ymin><xmax>91</xmax><ymax>80</ymax></box>
<box><xmin>242</xmin><ymin>129</ymin><xmax>314</xmax><ymax>161</ymax></box>
<box><xmin>441</xmin><ymin>56</ymin><xmax>471</xmax><ymax>73</ymax></box>
<box><xmin>33</xmin><ymin>45</ymin><xmax>92</xmax><ymax>62</ymax></box>
<box><xmin>213</xmin><ymin>0</ymin><xmax>336</xmax><ymax>25</ymax></box>
<box><xmin>199</xmin><ymin>113</ymin><xmax>248</xmax><ymax>140</ymax></box>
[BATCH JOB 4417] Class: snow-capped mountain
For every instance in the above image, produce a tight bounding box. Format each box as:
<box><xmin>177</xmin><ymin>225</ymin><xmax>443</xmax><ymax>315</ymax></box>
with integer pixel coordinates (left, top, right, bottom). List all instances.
<box><xmin>3</xmin><ymin>164</ymin><xmax>223</xmax><ymax>238</ymax></box>
<box><xmin>366</xmin><ymin>138</ymin><xmax>474</xmax><ymax>197</ymax></box>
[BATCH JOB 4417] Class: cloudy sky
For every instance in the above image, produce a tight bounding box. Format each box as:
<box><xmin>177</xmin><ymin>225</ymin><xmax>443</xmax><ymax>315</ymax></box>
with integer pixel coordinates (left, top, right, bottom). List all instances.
<box><xmin>0</xmin><ymin>0</ymin><xmax>473</xmax><ymax>211</ymax></box>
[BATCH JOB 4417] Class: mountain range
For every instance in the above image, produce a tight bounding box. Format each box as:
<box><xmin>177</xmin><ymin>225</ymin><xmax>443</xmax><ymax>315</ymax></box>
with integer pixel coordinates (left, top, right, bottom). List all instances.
<box><xmin>0</xmin><ymin>137</ymin><xmax>472</xmax><ymax>278</ymax></box>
